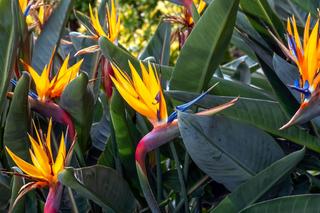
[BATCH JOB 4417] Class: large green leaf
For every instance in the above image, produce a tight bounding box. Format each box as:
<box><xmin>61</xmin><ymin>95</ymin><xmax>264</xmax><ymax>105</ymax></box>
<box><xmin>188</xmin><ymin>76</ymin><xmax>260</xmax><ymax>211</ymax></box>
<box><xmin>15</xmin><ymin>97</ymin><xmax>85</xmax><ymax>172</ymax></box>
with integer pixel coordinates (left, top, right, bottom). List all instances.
<box><xmin>139</xmin><ymin>21</ymin><xmax>171</xmax><ymax>65</ymax></box>
<box><xmin>268</xmin><ymin>0</ymin><xmax>307</xmax><ymax>24</ymax></box>
<box><xmin>170</xmin><ymin>0</ymin><xmax>239</xmax><ymax>92</ymax></box>
<box><xmin>212</xmin><ymin>148</ymin><xmax>305</xmax><ymax>213</ymax></box>
<box><xmin>31</xmin><ymin>0</ymin><xmax>73</xmax><ymax>73</ymax></box>
<box><xmin>4</xmin><ymin>72</ymin><xmax>30</xmax><ymax>165</ymax></box>
<box><xmin>292</xmin><ymin>0</ymin><xmax>320</xmax><ymax>17</ymax></box>
<box><xmin>99</xmin><ymin>37</ymin><xmax>273</xmax><ymax>100</ymax></box>
<box><xmin>209</xmin><ymin>77</ymin><xmax>274</xmax><ymax>100</ymax></box>
<box><xmin>70</xmin><ymin>35</ymin><xmax>99</xmax><ymax>78</ymax></box>
<box><xmin>0</xmin><ymin>163</ymin><xmax>10</xmax><ymax>211</ymax></box>
<box><xmin>58</xmin><ymin>165</ymin><xmax>138</xmax><ymax>212</ymax></box>
<box><xmin>99</xmin><ymin>37</ymin><xmax>173</xmax><ymax>81</ymax></box>
<box><xmin>0</xmin><ymin>0</ymin><xmax>20</xmax><ymax>114</ymax></box>
<box><xmin>238</xmin><ymin>27</ymin><xmax>300</xmax><ymax>116</ymax></box>
<box><xmin>240</xmin><ymin>194</ymin><xmax>320</xmax><ymax>213</ymax></box>
<box><xmin>178</xmin><ymin>111</ymin><xmax>284</xmax><ymax>191</ymax></box>
<box><xmin>272</xmin><ymin>54</ymin><xmax>300</xmax><ymax>102</ymax></box>
<box><xmin>9</xmin><ymin>175</ymin><xmax>24</xmax><ymax>212</ymax></box>
<box><xmin>60</xmin><ymin>72</ymin><xmax>94</xmax><ymax>153</ymax></box>
<box><xmin>240</xmin><ymin>0</ymin><xmax>285</xmax><ymax>42</ymax></box>
<box><xmin>110</xmin><ymin>91</ymin><xmax>136</xmax><ymax>177</ymax></box>
<box><xmin>90</xmin><ymin>109</ymin><xmax>111</xmax><ymax>152</ymax></box>
<box><xmin>170</xmin><ymin>92</ymin><xmax>320</xmax><ymax>152</ymax></box>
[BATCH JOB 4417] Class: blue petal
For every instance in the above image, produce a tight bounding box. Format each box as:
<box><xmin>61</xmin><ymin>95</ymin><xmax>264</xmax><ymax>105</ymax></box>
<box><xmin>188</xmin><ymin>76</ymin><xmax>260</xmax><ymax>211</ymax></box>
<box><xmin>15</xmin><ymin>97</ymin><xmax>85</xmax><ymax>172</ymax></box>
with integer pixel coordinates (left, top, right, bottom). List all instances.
<box><xmin>167</xmin><ymin>111</ymin><xmax>177</xmax><ymax>123</ymax></box>
<box><xmin>288</xmin><ymin>35</ymin><xmax>298</xmax><ymax>59</ymax></box>
<box><xmin>24</xmin><ymin>4</ymin><xmax>32</xmax><ymax>17</ymax></box>
<box><xmin>293</xmin><ymin>79</ymin><xmax>300</xmax><ymax>88</ymax></box>
<box><xmin>288</xmin><ymin>80</ymin><xmax>311</xmax><ymax>99</ymax></box>
<box><xmin>167</xmin><ymin>84</ymin><xmax>217</xmax><ymax>123</ymax></box>
<box><xmin>303</xmin><ymin>80</ymin><xmax>310</xmax><ymax>90</ymax></box>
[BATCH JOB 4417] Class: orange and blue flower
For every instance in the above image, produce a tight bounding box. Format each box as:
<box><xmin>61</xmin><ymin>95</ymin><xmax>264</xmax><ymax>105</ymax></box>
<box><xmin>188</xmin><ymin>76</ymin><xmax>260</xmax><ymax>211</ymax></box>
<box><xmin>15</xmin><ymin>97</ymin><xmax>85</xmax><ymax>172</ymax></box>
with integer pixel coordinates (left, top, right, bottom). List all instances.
<box><xmin>285</xmin><ymin>15</ymin><xmax>320</xmax><ymax>103</ymax></box>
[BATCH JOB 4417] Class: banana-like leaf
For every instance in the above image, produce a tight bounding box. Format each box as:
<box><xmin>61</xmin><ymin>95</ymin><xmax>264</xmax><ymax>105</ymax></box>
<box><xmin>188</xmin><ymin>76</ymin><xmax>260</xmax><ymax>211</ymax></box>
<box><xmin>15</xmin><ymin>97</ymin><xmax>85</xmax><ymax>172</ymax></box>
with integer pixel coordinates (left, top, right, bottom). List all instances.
<box><xmin>212</xmin><ymin>148</ymin><xmax>305</xmax><ymax>213</ymax></box>
<box><xmin>170</xmin><ymin>92</ymin><xmax>320</xmax><ymax>152</ymax></box>
<box><xmin>240</xmin><ymin>0</ymin><xmax>285</xmax><ymax>41</ymax></box>
<box><xmin>4</xmin><ymin>72</ymin><xmax>31</xmax><ymax>165</ymax></box>
<box><xmin>9</xmin><ymin>175</ymin><xmax>24</xmax><ymax>212</ymax></box>
<box><xmin>31</xmin><ymin>0</ymin><xmax>73</xmax><ymax>73</ymax></box>
<box><xmin>236</xmin><ymin>12</ymin><xmax>270</xmax><ymax>51</ymax></box>
<box><xmin>292</xmin><ymin>0</ymin><xmax>319</xmax><ymax>17</ymax></box>
<box><xmin>110</xmin><ymin>91</ymin><xmax>137</xmax><ymax>178</ymax></box>
<box><xmin>98</xmin><ymin>38</ymin><xmax>274</xmax><ymax>101</ymax></box>
<box><xmin>60</xmin><ymin>72</ymin><xmax>94</xmax><ymax>153</ymax></box>
<box><xmin>99</xmin><ymin>37</ymin><xmax>173</xmax><ymax>81</ymax></box>
<box><xmin>139</xmin><ymin>21</ymin><xmax>171</xmax><ymax>65</ymax></box>
<box><xmin>70</xmin><ymin>35</ymin><xmax>99</xmax><ymax>78</ymax></box>
<box><xmin>74</xmin><ymin>11</ymin><xmax>96</xmax><ymax>35</ymax></box>
<box><xmin>272</xmin><ymin>54</ymin><xmax>300</xmax><ymax>102</ymax></box>
<box><xmin>268</xmin><ymin>0</ymin><xmax>307</xmax><ymax>23</ymax></box>
<box><xmin>240</xmin><ymin>33</ymin><xmax>300</xmax><ymax>116</ymax></box>
<box><xmin>90</xmin><ymin>112</ymin><xmax>111</xmax><ymax>152</ymax></box>
<box><xmin>58</xmin><ymin>165</ymin><xmax>138</xmax><ymax>212</ymax></box>
<box><xmin>209</xmin><ymin>77</ymin><xmax>274</xmax><ymax>100</ymax></box>
<box><xmin>178</xmin><ymin>111</ymin><xmax>284</xmax><ymax>191</ymax></box>
<box><xmin>97</xmin><ymin>137</ymin><xmax>114</xmax><ymax>167</ymax></box>
<box><xmin>170</xmin><ymin>0</ymin><xmax>240</xmax><ymax>92</ymax></box>
<box><xmin>0</xmin><ymin>165</ymin><xmax>10</xmax><ymax>211</ymax></box>
<box><xmin>240</xmin><ymin>194</ymin><xmax>320</xmax><ymax>213</ymax></box>
<box><xmin>0</xmin><ymin>0</ymin><xmax>20</xmax><ymax>115</ymax></box>
<box><xmin>220</xmin><ymin>65</ymin><xmax>273</xmax><ymax>93</ymax></box>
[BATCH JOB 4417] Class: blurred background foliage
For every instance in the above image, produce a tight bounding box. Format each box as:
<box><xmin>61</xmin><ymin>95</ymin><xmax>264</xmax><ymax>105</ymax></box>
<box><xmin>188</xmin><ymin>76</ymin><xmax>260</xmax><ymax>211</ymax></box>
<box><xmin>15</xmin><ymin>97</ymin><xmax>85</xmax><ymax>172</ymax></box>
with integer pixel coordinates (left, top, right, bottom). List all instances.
<box><xmin>74</xmin><ymin>0</ymin><xmax>235</xmax><ymax>64</ymax></box>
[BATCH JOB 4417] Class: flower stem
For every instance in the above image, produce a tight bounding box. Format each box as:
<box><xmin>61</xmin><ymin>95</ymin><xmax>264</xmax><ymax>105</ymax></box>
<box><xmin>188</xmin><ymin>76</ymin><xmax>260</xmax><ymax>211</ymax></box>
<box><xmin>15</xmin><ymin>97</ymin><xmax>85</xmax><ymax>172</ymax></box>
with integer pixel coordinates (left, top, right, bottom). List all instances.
<box><xmin>169</xmin><ymin>142</ymin><xmax>189</xmax><ymax>213</ymax></box>
<box><xmin>135</xmin><ymin>123</ymin><xmax>179</xmax><ymax>213</ymax></box>
<box><xmin>44</xmin><ymin>183</ymin><xmax>63</xmax><ymax>213</ymax></box>
<box><xmin>135</xmin><ymin>97</ymin><xmax>238</xmax><ymax>211</ymax></box>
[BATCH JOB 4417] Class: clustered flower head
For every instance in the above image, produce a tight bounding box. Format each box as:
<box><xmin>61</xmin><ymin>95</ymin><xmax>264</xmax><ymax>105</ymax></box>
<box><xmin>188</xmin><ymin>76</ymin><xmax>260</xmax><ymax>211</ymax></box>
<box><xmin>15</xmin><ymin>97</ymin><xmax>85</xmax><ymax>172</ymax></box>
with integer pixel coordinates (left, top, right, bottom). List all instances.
<box><xmin>21</xmin><ymin>54</ymin><xmax>83</xmax><ymax>102</ymax></box>
<box><xmin>284</xmin><ymin>15</ymin><xmax>320</xmax><ymax>103</ymax></box>
<box><xmin>110</xmin><ymin>61</ymin><xmax>167</xmax><ymax>127</ymax></box>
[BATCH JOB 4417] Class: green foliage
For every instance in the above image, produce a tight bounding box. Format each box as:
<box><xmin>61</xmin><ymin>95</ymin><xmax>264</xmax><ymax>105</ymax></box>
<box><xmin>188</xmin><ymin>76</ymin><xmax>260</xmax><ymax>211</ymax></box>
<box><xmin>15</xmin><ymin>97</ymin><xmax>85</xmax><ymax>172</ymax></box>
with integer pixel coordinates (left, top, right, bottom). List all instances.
<box><xmin>0</xmin><ymin>0</ymin><xmax>319</xmax><ymax>212</ymax></box>
<box><xmin>0</xmin><ymin>0</ymin><xmax>21</xmax><ymax>115</ymax></box>
<box><xmin>170</xmin><ymin>0</ymin><xmax>239</xmax><ymax>92</ymax></box>
<box><xmin>4</xmin><ymin>72</ymin><xmax>30</xmax><ymax>165</ymax></box>
<box><xmin>58</xmin><ymin>165</ymin><xmax>138</xmax><ymax>212</ymax></box>
<box><xmin>178</xmin><ymin>111</ymin><xmax>284</xmax><ymax>191</ymax></box>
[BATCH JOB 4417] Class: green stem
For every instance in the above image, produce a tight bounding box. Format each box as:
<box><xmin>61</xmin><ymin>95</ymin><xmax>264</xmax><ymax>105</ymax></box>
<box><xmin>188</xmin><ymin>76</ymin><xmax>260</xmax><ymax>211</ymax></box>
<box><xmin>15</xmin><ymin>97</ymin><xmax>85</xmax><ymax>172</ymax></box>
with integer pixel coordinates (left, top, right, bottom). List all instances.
<box><xmin>170</xmin><ymin>142</ymin><xmax>189</xmax><ymax>213</ymax></box>
<box><xmin>135</xmin><ymin>98</ymin><xmax>238</xmax><ymax>212</ymax></box>
<box><xmin>67</xmin><ymin>187</ymin><xmax>79</xmax><ymax>213</ymax></box>
<box><xmin>44</xmin><ymin>183</ymin><xmax>63</xmax><ymax>213</ymax></box>
<box><xmin>135</xmin><ymin>123</ymin><xmax>180</xmax><ymax>213</ymax></box>
<box><xmin>183</xmin><ymin>153</ymin><xmax>190</xmax><ymax>182</ymax></box>
<box><xmin>175</xmin><ymin>175</ymin><xmax>210</xmax><ymax>210</ymax></box>
<box><xmin>156</xmin><ymin>149</ymin><xmax>162</xmax><ymax>202</ymax></box>
<box><xmin>110</xmin><ymin>122</ymin><xmax>123</xmax><ymax>176</ymax></box>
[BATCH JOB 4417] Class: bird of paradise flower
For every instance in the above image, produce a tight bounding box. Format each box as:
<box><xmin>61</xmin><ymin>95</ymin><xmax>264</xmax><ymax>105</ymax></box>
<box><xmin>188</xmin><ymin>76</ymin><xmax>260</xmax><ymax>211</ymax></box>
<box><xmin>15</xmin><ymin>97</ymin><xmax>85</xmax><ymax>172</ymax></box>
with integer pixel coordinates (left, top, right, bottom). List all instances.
<box><xmin>74</xmin><ymin>0</ymin><xmax>121</xmax><ymax>56</ymax></box>
<box><xmin>20</xmin><ymin>52</ymin><xmax>83</xmax><ymax>102</ymax></box>
<box><xmin>111</xmin><ymin>61</ymin><xmax>237</xmax><ymax>211</ymax></box>
<box><xmin>273</xmin><ymin>15</ymin><xmax>320</xmax><ymax>129</ymax></box>
<box><xmin>5</xmin><ymin>119</ymin><xmax>75</xmax><ymax>212</ymax></box>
